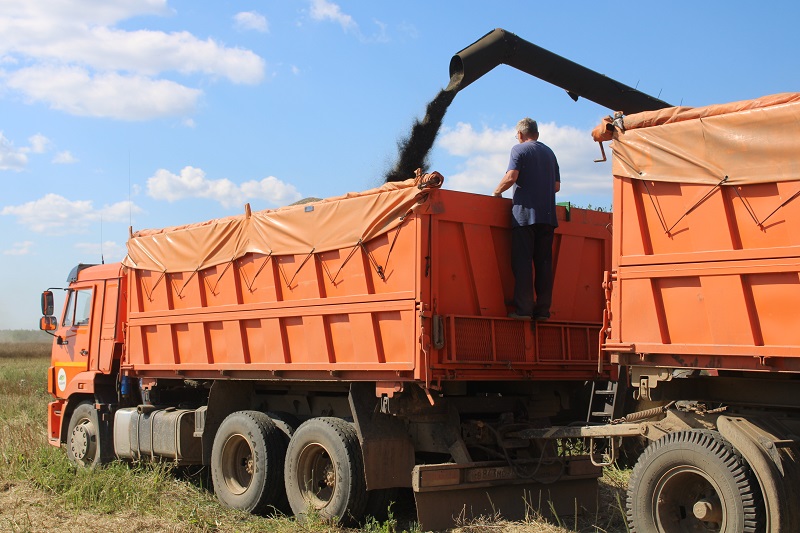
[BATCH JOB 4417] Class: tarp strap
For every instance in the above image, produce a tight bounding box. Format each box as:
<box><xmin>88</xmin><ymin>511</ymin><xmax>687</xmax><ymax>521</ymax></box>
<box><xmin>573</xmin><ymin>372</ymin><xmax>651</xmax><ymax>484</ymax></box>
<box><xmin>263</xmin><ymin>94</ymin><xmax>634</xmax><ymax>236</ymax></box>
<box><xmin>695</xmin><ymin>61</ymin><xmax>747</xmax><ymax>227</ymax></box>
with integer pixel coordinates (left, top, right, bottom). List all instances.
<box><xmin>360</xmin><ymin>241</ymin><xmax>385</xmax><ymax>281</ymax></box>
<box><xmin>640</xmin><ymin>179</ymin><xmax>668</xmax><ymax>234</ymax></box>
<box><xmin>173</xmin><ymin>270</ymin><xmax>199</xmax><ymax>299</ymax></box>
<box><xmin>642</xmin><ymin>176</ymin><xmax>728</xmax><ymax>235</ymax></box>
<box><xmin>240</xmin><ymin>252</ymin><xmax>274</xmax><ymax>292</ymax></box>
<box><xmin>278</xmin><ymin>249</ymin><xmax>315</xmax><ymax>289</ymax></box>
<box><xmin>732</xmin><ymin>185</ymin><xmax>800</xmax><ymax>228</ymax></box>
<box><xmin>208</xmin><ymin>260</ymin><xmax>234</xmax><ymax>296</ymax></box>
<box><xmin>140</xmin><ymin>271</ymin><xmax>166</xmax><ymax>303</ymax></box>
<box><xmin>360</xmin><ymin>223</ymin><xmax>405</xmax><ymax>281</ymax></box>
<box><xmin>318</xmin><ymin>242</ymin><xmax>362</xmax><ymax>285</ymax></box>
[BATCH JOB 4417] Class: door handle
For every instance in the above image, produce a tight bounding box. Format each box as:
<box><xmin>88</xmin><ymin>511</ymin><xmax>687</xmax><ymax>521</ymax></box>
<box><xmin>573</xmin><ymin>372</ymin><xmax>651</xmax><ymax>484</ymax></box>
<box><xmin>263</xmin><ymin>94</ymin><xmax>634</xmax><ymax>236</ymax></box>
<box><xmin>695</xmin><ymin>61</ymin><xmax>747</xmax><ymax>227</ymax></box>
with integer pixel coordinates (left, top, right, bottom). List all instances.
<box><xmin>80</xmin><ymin>349</ymin><xmax>89</xmax><ymax>357</ymax></box>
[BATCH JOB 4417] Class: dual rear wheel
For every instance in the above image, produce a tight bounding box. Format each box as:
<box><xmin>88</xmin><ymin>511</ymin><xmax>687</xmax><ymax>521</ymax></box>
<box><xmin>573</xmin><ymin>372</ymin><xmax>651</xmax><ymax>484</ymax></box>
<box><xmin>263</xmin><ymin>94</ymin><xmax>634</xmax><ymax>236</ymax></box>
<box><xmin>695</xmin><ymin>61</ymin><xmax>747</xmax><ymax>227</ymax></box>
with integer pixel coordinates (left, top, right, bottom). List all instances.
<box><xmin>284</xmin><ymin>417</ymin><xmax>368</xmax><ymax>524</ymax></box>
<box><xmin>211</xmin><ymin>412</ymin><xmax>387</xmax><ymax>524</ymax></box>
<box><xmin>210</xmin><ymin>411</ymin><xmax>289</xmax><ymax>514</ymax></box>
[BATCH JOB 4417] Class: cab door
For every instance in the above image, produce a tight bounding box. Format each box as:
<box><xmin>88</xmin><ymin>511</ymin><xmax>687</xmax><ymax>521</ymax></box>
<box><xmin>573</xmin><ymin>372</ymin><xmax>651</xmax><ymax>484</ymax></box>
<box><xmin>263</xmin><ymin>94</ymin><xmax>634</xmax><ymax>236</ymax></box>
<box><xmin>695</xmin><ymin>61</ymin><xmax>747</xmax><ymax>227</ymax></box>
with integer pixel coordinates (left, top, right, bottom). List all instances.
<box><xmin>52</xmin><ymin>287</ymin><xmax>95</xmax><ymax>396</ymax></box>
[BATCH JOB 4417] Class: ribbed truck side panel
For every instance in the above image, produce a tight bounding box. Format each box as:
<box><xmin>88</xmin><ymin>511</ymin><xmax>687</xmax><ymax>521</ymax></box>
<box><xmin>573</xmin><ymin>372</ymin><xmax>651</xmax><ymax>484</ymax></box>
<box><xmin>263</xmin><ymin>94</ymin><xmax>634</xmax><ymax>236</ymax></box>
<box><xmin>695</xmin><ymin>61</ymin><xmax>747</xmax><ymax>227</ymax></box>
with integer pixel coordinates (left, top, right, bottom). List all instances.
<box><xmin>125</xmin><ymin>217</ymin><xmax>421</xmax><ymax>381</ymax></box>
<box><xmin>124</xmin><ymin>187</ymin><xmax>612</xmax><ymax>383</ymax></box>
<box><xmin>610</xmin><ymin>176</ymin><xmax>800</xmax><ymax>372</ymax></box>
<box><xmin>428</xmin><ymin>189</ymin><xmax>612</xmax><ymax>381</ymax></box>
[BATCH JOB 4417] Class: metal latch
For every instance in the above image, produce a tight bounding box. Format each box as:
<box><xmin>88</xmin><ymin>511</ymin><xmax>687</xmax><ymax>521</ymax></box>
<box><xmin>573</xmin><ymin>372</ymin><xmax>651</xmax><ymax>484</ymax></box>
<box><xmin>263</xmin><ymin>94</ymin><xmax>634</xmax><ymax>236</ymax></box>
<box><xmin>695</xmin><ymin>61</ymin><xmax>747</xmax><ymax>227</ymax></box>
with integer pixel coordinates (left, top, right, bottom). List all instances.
<box><xmin>432</xmin><ymin>315</ymin><xmax>445</xmax><ymax>350</ymax></box>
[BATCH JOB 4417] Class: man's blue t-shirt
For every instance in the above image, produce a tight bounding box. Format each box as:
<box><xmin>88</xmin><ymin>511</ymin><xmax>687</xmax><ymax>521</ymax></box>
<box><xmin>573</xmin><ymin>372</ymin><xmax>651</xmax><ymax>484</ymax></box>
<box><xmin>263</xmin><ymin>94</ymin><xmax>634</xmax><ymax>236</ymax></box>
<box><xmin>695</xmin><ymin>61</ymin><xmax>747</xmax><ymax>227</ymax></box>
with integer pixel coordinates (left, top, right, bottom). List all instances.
<box><xmin>507</xmin><ymin>141</ymin><xmax>560</xmax><ymax>228</ymax></box>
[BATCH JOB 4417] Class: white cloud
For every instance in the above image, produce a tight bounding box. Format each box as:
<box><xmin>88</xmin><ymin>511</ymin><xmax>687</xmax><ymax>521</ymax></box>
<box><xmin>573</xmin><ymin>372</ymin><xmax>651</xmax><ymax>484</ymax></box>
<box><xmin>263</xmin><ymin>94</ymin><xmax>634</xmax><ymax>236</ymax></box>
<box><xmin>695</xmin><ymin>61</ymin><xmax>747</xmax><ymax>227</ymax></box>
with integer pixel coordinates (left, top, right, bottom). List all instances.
<box><xmin>370</xmin><ymin>19</ymin><xmax>389</xmax><ymax>43</ymax></box>
<box><xmin>53</xmin><ymin>150</ymin><xmax>78</xmax><ymax>164</ymax></box>
<box><xmin>309</xmin><ymin>0</ymin><xmax>357</xmax><ymax>32</ymax></box>
<box><xmin>147</xmin><ymin>166</ymin><xmax>302</xmax><ymax>208</ymax></box>
<box><xmin>75</xmin><ymin>240</ymin><xmax>127</xmax><ymax>262</ymax></box>
<box><xmin>397</xmin><ymin>22</ymin><xmax>419</xmax><ymax>40</ymax></box>
<box><xmin>3</xmin><ymin>241</ymin><xmax>33</xmax><ymax>256</ymax></box>
<box><xmin>0</xmin><ymin>131</ymin><xmax>61</xmax><ymax>170</ymax></box>
<box><xmin>1</xmin><ymin>194</ymin><xmax>141</xmax><ymax>233</ymax></box>
<box><xmin>234</xmin><ymin>11</ymin><xmax>268</xmax><ymax>33</ymax></box>
<box><xmin>5</xmin><ymin>1</ymin><xmax>171</xmax><ymax>27</ymax></box>
<box><xmin>0</xmin><ymin>0</ymin><xmax>265</xmax><ymax>120</ymax></box>
<box><xmin>437</xmin><ymin>122</ymin><xmax>613</xmax><ymax>205</ymax></box>
<box><xmin>98</xmin><ymin>200</ymin><xmax>139</xmax><ymax>223</ymax></box>
<box><xmin>7</xmin><ymin>66</ymin><xmax>201</xmax><ymax>120</ymax></box>
<box><xmin>0</xmin><ymin>132</ymin><xmax>29</xmax><ymax>171</ymax></box>
<box><xmin>27</xmin><ymin>133</ymin><xmax>50</xmax><ymax>153</ymax></box>
<box><xmin>305</xmin><ymin>1</ymin><xmax>389</xmax><ymax>43</ymax></box>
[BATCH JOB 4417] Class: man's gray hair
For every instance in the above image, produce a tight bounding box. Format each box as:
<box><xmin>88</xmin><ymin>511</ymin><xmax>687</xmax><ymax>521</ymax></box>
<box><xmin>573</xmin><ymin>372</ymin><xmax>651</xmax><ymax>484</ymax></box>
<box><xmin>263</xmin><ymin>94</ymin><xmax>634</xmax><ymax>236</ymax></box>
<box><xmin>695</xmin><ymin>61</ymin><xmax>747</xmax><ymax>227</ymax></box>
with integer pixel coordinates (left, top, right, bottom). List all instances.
<box><xmin>516</xmin><ymin>117</ymin><xmax>538</xmax><ymax>136</ymax></box>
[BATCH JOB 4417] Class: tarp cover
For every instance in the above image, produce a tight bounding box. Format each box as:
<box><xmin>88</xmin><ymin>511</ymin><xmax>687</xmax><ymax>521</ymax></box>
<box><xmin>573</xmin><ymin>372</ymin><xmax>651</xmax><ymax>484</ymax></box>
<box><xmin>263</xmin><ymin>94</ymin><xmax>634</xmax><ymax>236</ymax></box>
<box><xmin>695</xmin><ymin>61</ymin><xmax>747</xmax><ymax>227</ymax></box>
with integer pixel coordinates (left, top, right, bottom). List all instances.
<box><xmin>123</xmin><ymin>172</ymin><xmax>442</xmax><ymax>273</ymax></box>
<box><xmin>599</xmin><ymin>93</ymin><xmax>800</xmax><ymax>185</ymax></box>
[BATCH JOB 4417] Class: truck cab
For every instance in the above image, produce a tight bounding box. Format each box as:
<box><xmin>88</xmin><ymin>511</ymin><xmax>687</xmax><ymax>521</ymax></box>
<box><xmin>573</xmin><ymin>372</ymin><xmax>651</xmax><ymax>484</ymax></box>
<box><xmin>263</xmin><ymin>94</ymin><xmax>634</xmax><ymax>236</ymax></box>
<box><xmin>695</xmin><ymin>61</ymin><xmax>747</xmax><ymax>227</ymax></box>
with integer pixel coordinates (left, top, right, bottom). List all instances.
<box><xmin>40</xmin><ymin>263</ymin><xmax>126</xmax><ymax>455</ymax></box>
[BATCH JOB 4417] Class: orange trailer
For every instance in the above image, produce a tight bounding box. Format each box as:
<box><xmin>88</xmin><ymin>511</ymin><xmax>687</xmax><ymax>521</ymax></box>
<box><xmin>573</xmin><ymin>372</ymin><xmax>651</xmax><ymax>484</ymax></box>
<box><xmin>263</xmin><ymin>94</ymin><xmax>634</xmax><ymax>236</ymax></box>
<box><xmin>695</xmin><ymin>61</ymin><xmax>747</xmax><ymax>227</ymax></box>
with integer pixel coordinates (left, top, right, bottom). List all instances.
<box><xmin>582</xmin><ymin>93</ymin><xmax>800</xmax><ymax>532</ymax></box>
<box><xmin>446</xmin><ymin>28</ymin><xmax>800</xmax><ymax>532</ymax></box>
<box><xmin>42</xmin><ymin>172</ymin><xmax>613</xmax><ymax>529</ymax></box>
<box><xmin>604</xmin><ymin>93</ymin><xmax>800</xmax><ymax>374</ymax></box>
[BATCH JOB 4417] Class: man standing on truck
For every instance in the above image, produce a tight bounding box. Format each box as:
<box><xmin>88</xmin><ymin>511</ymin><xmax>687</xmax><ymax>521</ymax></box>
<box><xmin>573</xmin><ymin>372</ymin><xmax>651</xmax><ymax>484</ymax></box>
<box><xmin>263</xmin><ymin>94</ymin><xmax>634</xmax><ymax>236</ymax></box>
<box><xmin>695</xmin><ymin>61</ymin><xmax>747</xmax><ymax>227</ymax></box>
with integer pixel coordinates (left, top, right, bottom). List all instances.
<box><xmin>493</xmin><ymin>118</ymin><xmax>560</xmax><ymax>320</ymax></box>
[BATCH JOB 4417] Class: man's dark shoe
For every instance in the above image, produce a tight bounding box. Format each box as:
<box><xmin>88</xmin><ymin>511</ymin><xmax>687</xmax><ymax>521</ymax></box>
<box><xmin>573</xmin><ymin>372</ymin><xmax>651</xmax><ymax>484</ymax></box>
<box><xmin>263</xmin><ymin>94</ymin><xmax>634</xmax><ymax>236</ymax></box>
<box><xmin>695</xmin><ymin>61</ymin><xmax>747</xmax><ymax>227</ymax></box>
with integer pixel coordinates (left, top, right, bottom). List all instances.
<box><xmin>508</xmin><ymin>312</ymin><xmax>532</xmax><ymax>321</ymax></box>
<box><xmin>533</xmin><ymin>314</ymin><xmax>550</xmax><ymax>321</ymax></box>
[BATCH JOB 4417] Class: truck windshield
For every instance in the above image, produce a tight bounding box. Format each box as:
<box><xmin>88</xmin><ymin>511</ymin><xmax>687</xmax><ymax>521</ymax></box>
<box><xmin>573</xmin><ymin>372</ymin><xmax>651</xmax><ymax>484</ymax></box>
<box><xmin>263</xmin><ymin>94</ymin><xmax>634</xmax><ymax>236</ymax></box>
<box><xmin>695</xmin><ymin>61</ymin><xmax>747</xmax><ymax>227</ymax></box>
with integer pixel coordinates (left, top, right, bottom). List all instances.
<box><xmin>62</xmin><ymin>289</ymin><xmax>93</xmax><ymax>328</ymax></box>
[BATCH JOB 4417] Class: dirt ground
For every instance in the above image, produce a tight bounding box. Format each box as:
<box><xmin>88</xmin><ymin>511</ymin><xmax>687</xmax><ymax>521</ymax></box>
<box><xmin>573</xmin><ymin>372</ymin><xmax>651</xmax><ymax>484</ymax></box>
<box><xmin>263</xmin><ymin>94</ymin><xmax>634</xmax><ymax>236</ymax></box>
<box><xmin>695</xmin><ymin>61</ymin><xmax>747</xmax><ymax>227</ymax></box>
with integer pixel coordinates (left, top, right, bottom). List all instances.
<box><xmin>0</xmin><ymin>479</ymin><xmax>618</xmax><ymax>533</ymax></box>
<box><xmin>0</xmin><ymin>481</ymin><xmax>200</xmax><ymax>533</ymax></box>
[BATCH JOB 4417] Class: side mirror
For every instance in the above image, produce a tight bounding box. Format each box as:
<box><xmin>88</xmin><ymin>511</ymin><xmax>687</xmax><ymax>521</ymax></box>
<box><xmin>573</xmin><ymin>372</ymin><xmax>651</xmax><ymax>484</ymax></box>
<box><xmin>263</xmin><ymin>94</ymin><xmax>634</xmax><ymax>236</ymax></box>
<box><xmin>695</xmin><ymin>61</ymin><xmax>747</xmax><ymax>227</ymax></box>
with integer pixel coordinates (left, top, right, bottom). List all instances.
<box><xmin>41</xmin><ymin>291</ymin><xmax>54</xmax><ymax>316</ymax></box>
<box><xmin>39</xmin><ymin>316</ymin><xmax>57</xmax><ymax>332</ymax></box>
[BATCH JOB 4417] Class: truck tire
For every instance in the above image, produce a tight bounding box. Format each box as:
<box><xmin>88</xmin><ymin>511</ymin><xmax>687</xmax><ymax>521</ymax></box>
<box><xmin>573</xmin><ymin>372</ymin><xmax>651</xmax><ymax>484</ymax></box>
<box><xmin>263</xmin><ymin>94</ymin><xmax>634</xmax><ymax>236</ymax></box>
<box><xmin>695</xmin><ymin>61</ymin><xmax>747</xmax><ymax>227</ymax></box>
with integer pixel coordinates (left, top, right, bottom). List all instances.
<box><xmin>284</xmin><ymin>417</ymin><xmax>367</xmax><ymax>525</ymax></box>
<box><xmin>65</xmin><ymin>401</ymin><xmax>108</xmax><ymax>468</ymax></box>
<box><xmin>627</xmin><ymin>429</ymin><xmax>762</xmax><ymax>532</ymax></box>
<box><xmin>211</xmin><ymin>410</ymin><xmax>287</xmax><ymax>515</ymax></box>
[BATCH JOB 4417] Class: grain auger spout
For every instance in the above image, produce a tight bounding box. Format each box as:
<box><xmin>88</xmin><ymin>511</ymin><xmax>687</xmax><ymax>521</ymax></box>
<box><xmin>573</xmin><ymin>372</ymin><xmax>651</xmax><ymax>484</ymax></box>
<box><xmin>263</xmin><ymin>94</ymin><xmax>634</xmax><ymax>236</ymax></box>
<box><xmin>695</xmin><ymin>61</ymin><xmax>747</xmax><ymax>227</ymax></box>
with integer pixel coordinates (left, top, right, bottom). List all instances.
<box><xmin>447</xmin><ymin>28</ymin><xmax>672</xmax><ymax>114</ymax></box>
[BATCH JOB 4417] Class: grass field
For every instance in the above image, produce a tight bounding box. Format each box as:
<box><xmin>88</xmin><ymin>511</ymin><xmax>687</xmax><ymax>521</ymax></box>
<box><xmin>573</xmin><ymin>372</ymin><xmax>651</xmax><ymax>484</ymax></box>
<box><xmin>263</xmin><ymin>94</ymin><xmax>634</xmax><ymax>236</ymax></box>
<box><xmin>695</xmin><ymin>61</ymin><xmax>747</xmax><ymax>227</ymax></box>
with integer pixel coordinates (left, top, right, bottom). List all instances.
<box><xmin>0</xmin><ymin>341</ymin><xmax>629</xmax><ymax>533</ymax></box>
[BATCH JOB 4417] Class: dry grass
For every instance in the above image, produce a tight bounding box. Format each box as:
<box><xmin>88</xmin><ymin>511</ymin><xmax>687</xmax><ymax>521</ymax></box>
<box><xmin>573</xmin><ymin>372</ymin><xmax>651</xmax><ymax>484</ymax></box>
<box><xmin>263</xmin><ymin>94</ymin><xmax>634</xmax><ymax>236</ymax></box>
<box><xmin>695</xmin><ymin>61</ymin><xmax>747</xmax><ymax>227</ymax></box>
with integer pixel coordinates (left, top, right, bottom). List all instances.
<box><xmin>0</xmin><ymin>340</ymin><xmax>630</xmax><ymax>533</ymax></box>
<box><xmin>0</xmin><ymin>341</ymin><xmax>51</xmax><ymax>359</ymax></box>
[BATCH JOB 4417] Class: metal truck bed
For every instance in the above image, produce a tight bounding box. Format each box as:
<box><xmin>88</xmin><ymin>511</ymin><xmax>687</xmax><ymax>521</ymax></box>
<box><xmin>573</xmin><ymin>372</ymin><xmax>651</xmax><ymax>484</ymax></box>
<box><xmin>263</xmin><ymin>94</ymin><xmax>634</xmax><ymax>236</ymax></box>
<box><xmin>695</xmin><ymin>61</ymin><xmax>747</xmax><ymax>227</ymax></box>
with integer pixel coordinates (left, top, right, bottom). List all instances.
<box><xmin>123</xmin><ymin>175</ymin><xmax>612</xmax><ymax>383</ymax></box>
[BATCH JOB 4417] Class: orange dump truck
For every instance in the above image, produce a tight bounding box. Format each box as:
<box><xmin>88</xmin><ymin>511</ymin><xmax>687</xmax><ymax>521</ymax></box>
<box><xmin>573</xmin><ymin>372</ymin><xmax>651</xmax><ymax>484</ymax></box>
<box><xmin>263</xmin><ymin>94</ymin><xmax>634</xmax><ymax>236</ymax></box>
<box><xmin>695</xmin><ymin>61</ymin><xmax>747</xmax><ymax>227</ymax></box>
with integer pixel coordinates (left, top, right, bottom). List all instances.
<box><xmin>42</xmin><ymin>26</ymin><xmax>800</xmax><ymax>531</ymax></box>
<box><xmin>41</xmin><ymin>172</ymin><xmax>614</xmax><ymax>529</ymax></box>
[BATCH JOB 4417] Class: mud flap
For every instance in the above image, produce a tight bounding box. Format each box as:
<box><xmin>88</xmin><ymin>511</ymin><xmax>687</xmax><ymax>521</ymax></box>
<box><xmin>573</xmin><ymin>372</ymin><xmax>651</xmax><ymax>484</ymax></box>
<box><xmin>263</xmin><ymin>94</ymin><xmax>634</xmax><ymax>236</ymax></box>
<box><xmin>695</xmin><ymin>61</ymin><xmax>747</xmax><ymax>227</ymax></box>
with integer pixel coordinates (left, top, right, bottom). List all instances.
<box><xmin>718</xmin><ymin>415</ymin><xmax>800</xmax><ymax>532</ymax></box>
<box><xmin>412</xmin><ymin>457</ymin><xmax>601</xmax><ymax>531</ymax></box>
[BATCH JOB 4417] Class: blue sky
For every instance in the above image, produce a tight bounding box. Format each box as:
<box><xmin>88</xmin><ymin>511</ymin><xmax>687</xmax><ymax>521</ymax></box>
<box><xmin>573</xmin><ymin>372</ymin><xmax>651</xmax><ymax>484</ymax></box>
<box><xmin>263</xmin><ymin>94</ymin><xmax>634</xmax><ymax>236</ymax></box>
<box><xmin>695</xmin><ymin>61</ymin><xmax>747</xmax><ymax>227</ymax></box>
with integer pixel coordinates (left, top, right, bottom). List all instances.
<box><xmin>2</xmin><ymin>0</ymin><xmax>799</xmax><ymax>329</ymax></box>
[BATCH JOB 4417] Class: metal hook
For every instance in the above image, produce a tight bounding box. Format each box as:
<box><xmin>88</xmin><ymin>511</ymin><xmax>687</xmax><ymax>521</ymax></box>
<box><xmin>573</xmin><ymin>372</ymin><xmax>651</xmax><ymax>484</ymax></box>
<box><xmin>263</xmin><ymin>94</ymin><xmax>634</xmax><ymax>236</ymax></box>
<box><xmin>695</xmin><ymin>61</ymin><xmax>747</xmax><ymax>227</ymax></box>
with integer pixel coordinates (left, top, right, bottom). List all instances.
<box><xmin>594</xmin><ymin>142</ymin><xmax>607</xmax><ymax>163</ymax></box>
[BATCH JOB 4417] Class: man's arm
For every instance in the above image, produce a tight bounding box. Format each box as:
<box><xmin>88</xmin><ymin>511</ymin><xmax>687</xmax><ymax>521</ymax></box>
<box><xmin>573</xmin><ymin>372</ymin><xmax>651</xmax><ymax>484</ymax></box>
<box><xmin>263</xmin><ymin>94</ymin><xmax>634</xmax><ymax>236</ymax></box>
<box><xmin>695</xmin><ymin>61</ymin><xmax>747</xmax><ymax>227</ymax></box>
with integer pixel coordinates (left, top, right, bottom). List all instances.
<box><xmin>493</xmin><ymin>169</ymin><xmax>519</xmax><ymax>197</ymax></box>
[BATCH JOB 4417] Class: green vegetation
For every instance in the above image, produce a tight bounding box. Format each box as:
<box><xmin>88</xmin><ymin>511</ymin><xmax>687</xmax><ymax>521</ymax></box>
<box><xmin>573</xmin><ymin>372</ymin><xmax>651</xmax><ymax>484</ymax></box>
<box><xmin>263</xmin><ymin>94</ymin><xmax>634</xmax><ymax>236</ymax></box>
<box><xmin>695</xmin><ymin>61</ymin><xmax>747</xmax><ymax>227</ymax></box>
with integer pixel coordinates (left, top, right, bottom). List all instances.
<box><xmin>0</xmin><ymin>344</ymin><xmax>628</xmax><ymax>532</ymax></box>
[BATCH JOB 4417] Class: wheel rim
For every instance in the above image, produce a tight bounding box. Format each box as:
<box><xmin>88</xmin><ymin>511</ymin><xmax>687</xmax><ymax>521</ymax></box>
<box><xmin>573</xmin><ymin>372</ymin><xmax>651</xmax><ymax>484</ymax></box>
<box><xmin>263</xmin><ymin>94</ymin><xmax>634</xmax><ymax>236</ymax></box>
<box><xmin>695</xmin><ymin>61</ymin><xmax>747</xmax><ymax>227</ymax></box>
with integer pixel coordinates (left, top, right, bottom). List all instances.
<box><xmin>653</xmin><ymin>465</ymin><xmax>727</xmax><ymax>532</ymax></box>
<box><xmin>69</xmin><ymin>416</ymin><xmax>96</xmax><ymax>466</ymax></box>
<box><xmin>220</xmin><ymin>433</ymin><xmax>255</xmax><ymax>495</ymax></box>
<box><xmin>296</xmin><ymin>442</ymin><xmax>336</xmax><ymax>508</ymax></box>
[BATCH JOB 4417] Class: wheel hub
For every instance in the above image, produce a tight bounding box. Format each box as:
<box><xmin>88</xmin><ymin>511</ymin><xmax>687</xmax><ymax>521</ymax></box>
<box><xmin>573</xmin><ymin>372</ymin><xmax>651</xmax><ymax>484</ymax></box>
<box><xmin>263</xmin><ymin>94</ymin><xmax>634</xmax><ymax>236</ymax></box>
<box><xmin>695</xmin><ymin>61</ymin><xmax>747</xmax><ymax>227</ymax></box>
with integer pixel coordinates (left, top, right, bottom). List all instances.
<box><xmin>70</xmin><ymin>420</ymin><xmax>96</xmax><ymax>463</ymax></box>
<box><xmin>298</xmin><ymin>443</ymin><xmax>336</xmax><ymax>507</ymax></box>
<box><xmin>693</xmin><ymin>499</ymin><xmax>723</xmax><ymax>523</ymax></box>
<box><xmin>655</xmin><ymin>466</ymin><xmax>725</xmax><ymax>531</ymax></box>
<box><xmin>221</xmin><ymin>433</ymin><xmax>255</xmax><ymax>495</ymax></box>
